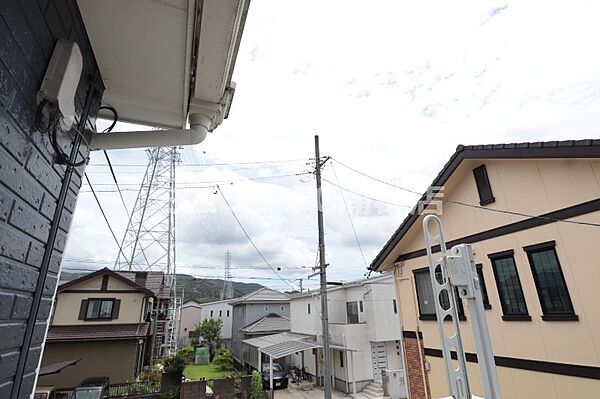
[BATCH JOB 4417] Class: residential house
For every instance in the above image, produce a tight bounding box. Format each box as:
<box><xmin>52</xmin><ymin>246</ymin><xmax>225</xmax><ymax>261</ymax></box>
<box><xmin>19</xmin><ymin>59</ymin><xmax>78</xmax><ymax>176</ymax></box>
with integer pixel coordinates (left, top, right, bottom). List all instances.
<box><xmin>179</xmin><ymin>299</ymin><xmax>203</xmax><ymax>347</ymax></box>
<box><xmin>289</xmin><ymin>273</ymin><xmax>406</xmax><ymax>396</ymax></box>
<box><xmin>37</xmin><ymin>268</ymin><xmax>155</xmax><ymax>387</ymax></box>
<box><xmin>229</xmin><ymin>288</ymin><xmax>290</xmax><ymax>368</ymax></box>
<box><xmin>198</xmin><ymin>299</ymin><xmax>234</xmax><ymax>348</ymax></box>
<box><xmin>371</xmin><ymin>140</ymin><xmax>600</xmax><ymax>399</ymax></box>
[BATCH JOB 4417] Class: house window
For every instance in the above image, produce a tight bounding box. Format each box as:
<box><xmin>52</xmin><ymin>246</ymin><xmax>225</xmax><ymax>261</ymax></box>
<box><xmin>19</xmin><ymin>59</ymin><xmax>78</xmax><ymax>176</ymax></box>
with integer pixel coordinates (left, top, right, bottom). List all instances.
<box><xmin>359</xmin><ymin>301</ymin><xmax>363</xmax><ymax>312</ymax></box>
<box><xmin>472</xmin><ymin>165</ymin><xmax>495</xmax><ymax>205</ymax></box>
<box><xmin>476</xmin><ymin>264</ymin><xmax>491</xmax><ymax>309</ymax></box>
<box><xmin>346</xmin><ymin>302</ymin><xmax>359</xmax><ymax>324</ymax></box>
<box><xmin>392</xmin><ymin>299</ymin><xmax>398</xmax><ymax>314</ymax></box>
<box><xmin>281</xmin><ymin>305</ymin><xmax>284</xmax><ymax>312</ymax></box>
<box><xmin>85</xmin><ymin>299</ymin><xmax>115</xmax><ymax>320</ymax></box>
<box><xmin>524</xmin><ymin>242</ymin><xmax>577</xmax><ymax>320</ymax></box>
<box><xmin>265</xmin><ymin>306</ymin><xmax>269</xmax><ymax>313</ymax></box>
<box><xmin>210</xmin><ymin>310</ymin><xmax>214</xmax><ymax>318</ymax></box>
<box><xmin>339</xmin><ymin>351</ymin><xmax>344</xmax><ymax>368</ymax></box>
<box><xmin>308</xmin><ymin>303</ymin><xmax>311</xmax><ymax>314</ymax></box>
<box><xmin>227</xmin><ymin>310</ymin><xmax>230</xmax><ymax>317</ymax></box>
<box><xmin>219</xmin><ymin>310</ymin><xmax>222</xmax><ymax>317</ymax></box>
<box><xmin>489</xmin><ymin>250</ymin><xmax>530</xmax><ymax>321</ymax></box>
<box><xmin>101</xmin><ymin>275</ymin><xmax>109</xmax><ymax>291</ymax></box>
<box><xmin>413</xmin><ymin>268</ymin><xmax>465</xmax><ymax>320</ymax></box>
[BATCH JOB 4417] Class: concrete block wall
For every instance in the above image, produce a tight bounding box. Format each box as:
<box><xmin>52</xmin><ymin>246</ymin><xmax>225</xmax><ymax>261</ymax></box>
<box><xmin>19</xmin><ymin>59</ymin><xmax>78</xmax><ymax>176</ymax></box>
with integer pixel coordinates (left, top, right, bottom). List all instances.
<box><xmin>0</xmin><ymin>0</ymin><xmax>103</xmax><ymax>398</ymax></box>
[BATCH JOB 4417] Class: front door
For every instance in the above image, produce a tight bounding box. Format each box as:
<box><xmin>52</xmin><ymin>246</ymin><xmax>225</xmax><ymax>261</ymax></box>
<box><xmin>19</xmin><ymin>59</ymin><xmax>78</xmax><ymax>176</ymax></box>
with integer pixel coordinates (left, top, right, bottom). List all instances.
<box><xmin>371</xmin><ymin>342</ymin><xmax>388</xmax><ymax>380</ymax></box>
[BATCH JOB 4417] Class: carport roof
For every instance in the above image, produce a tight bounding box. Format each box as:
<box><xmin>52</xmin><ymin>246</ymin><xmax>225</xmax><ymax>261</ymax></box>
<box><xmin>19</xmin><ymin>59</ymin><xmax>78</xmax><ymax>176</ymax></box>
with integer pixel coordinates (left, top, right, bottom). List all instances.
<box><xmin>243</xmin><ymin>332</ymin><xmax>356</xmax><ymax>359</ymax></box>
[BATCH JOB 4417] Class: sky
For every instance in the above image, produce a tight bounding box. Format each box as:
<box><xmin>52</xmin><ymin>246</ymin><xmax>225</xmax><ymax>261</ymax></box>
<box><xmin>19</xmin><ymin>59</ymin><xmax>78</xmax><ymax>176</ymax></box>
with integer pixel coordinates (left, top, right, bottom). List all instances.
<box><xmin>64</xmin><ymin>0</ymin><xmax>600</xmax><ymax>292</ymax></box>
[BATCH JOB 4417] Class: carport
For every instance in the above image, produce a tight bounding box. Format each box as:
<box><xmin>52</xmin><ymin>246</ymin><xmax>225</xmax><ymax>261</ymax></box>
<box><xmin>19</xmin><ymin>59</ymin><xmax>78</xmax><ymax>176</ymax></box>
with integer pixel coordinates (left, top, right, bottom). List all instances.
<box><xmin>243</xmin><ymin>333</ymin><xmax>359</xmax><ymax>397</ymax></box>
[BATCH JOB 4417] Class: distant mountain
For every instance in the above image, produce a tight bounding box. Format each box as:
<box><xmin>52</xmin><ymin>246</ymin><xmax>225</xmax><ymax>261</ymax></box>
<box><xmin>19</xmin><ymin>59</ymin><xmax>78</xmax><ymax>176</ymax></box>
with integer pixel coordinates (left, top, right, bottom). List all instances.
<box><xmin>177</xmin><ymin>274</ymin><xmax>264</xmax><ymax>303</ymax></box>
<box><xmin>57</xmin><ymin>270</ymin><xmax>264</xmax><ymax>303</ymax></box>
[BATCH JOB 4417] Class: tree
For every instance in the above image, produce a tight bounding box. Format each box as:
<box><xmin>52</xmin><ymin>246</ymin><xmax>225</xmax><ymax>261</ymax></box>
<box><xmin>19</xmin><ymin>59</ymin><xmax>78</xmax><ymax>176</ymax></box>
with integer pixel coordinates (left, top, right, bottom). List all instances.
<box><xmin>211</xmin><ymin>348</ymin><xmax>234</xmax><ymax>371</ymax></box>
<box><xmin>194</xmin><ymin>318</ymin><xmax>222</xmax><ymax>360</ymax></box>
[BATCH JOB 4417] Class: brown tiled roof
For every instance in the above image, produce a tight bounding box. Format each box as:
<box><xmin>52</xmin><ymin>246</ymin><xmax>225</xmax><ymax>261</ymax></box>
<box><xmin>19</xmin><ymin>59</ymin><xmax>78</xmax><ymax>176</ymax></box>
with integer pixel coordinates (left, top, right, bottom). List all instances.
<box><xmin>47</xmin><ymin>323</ymin><xmax>150</xmax><ymax>342</ymax></box>
<box><xmin>57</xmin><ymin>268</ymin><xmax>154</xmax><ymax>296</ymax></box>
<box><xmin>370</xmin><ymin>139</ymin><xmax>600</xmax><ymax>271</ymax></box>
<box><xmin>117</xmin><ymin>271</ymin><xmax>171</xmax><ymax>299</ymax></box>
<box><xmin>38</xmin><ymin>359</ymin><xmax>80</xmax><ymax>376</ymax></box>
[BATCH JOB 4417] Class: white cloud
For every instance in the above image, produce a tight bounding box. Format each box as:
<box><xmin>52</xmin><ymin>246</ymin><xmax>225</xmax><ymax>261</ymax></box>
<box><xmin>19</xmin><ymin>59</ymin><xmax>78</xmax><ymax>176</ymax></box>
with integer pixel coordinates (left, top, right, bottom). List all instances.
<box><xmin>65</xmin><ymin>0</ymin><xmax>600</xmax><ymax>290</ymax></box>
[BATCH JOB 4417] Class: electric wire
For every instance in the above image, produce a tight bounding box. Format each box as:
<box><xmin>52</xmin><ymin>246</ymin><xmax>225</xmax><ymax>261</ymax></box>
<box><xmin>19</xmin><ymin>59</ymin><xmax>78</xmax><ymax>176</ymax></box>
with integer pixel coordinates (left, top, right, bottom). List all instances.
<box><xmin>217</xmin><ymin>186</ymin><xmax>296</xmax><ymax>290</ymax></box>
<box><xmin>331</xmin><ymin>164</ymin><xmax>367</xmax><ymax>268</ymax></box>
<box><xmin>83</xmin><ymin>173</ymin><xmax>129</xmax><ymax>262</ymax></box>
<box><xmin>332</xmin><ymin>157</ymin><xmax>600</xmax><ymax>228</ymax></box>
<box><xmin>97</xmin><ymin>105</ymin><xmax>129</xmax><ymax>216</ymax></box>
<box><xmin>321</xmin><ymin>177</ymin><xmax>412</xmax><ymax>208</ymax></box>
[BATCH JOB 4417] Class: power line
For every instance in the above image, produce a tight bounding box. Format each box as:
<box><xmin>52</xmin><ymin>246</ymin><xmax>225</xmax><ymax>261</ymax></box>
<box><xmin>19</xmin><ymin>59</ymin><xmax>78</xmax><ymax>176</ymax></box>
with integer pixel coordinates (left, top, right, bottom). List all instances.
<box><xmin>83</xmin><ymin>174</ymin><xmax>129</xmax><ymax>261</ymax></box>
<box><xmin>321</xmin><ymin>177</ymin><xmax>412</xmax><ymax>208</ymax></box>
<box><xmin>102</xmin><ymin>151</ymin><xmax>129</xmax><ymax>216</ymax></box>
<box><xmin>217</xmin><ymin>186</ymin><xmax>296</xmax><ymax>290</ymax></box>
<box><xmin>83</xmin><ymin>171</ymin><xmax>312</xmax><ymax>186</ymax></box>
<box><xmin>86</xmin><ymin>158</ymin><xmax>310</xmax><ymax>168</ymax></box>
<box><xmin>332</xmin><ymin>157</ymin><xmax>600</xmax><ymax>228</ymax></box>
<box><xmin>331</xmin><ymin>164</ymin><xmax>367</xmax><ymax>268</ymax></box>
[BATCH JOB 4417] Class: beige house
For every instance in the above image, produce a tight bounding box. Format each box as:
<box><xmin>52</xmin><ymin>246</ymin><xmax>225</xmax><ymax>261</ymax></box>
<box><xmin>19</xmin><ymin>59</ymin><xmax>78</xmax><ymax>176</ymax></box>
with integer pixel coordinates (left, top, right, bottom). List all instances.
<box><xmin>38</xmin><ymin>268</ymin><xmax>156</xmax><ymax>387</ymax></box>
<box><xmin>371</xmin><ymin>140</ymin><xmax>600</xmax><ymax>399</ymax></box>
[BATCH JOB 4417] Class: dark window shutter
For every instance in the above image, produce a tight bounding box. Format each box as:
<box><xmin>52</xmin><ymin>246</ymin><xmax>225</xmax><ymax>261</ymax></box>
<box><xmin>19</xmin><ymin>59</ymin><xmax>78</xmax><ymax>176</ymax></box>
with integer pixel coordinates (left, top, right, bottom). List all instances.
<box><xmin>473</xmin><ymin>165</ymin><xmax>495</xmax><ymax>205</ymax></box>
<box><xmin>112</xmin><ymin>299</ymin><xmax>121</xmax><ymax>319</ymax></box>
<box><xmin>79</xmin><ymin>300</ymin><xmax>88</xmax><ymax>320</ymax></box>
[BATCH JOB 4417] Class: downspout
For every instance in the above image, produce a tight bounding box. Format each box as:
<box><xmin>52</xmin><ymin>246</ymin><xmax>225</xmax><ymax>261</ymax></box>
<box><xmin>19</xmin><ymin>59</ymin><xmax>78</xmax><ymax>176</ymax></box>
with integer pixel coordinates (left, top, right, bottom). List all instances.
<box><xmin>90</xmin><ymin>113</ymin><xmax>211</xmax><ymax>151</ymax></box>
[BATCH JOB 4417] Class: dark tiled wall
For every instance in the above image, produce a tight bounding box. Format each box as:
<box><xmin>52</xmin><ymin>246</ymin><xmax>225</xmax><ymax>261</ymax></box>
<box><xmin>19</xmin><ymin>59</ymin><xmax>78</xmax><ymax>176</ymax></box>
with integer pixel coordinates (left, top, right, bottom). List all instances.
<box><xmin>0</xmin><ymin>0</ymin><xmax>103</xmax><ymax>398</ymax></box>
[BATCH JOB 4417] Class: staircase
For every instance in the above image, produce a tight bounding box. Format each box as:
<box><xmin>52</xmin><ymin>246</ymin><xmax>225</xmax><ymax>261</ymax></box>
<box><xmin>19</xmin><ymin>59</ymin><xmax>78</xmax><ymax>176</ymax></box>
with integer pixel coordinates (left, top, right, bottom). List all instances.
<box><xmin>356</xmin><ymin>380</ymin><xmax>388</xmax><ymax>399</ymax></box>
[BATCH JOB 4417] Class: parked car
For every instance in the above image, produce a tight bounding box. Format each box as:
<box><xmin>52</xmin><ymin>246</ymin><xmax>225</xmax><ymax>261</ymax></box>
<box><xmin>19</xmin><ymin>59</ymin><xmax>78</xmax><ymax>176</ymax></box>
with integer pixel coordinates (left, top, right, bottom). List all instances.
<box><xmin>261</xmin><ymin>363</ymin><xmax>288</xmax><ymax>389</ymax></box>
<box><xmin>75</xmin><ymin>376</ymin><xmax>110</xmax><ymax>399</ymax></box>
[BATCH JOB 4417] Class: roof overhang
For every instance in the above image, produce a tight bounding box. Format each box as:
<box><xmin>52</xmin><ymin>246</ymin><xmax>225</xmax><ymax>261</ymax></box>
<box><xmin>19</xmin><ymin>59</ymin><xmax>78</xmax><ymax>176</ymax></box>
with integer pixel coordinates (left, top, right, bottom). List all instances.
<box><xmin>370</xmin><ymin>139</ymin><xmax>600</xmax><ymax>271</ymax></box>
<box><xmin>38</xmin><ymin>359</ymin><xmax>80</xmax><ymax>376</ymax></box>
<box><xmin>242</xmin><ymin>332</ymin><xmax>357</xmax><ymax>359</ymax></box>
<box><xmin>78</xmin><ymin>0</ymin><xmax>249</xmax><ymax>129</ymax></box>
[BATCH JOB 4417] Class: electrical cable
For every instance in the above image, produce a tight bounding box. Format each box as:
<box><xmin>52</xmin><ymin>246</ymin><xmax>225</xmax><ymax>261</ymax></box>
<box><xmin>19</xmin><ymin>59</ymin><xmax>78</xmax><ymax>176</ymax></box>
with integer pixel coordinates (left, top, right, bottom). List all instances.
<box><xmin>321</xmin><ymin>177</ymin><xmax>412</xmax><ymax>208</ymax></box>
<box><xmin>217</xmin><ymin>186</ymin><xmax>296</xmax><ymax>290</ymax></box>
<box><xmin>96</xmin><ymin>105</ymin><xmax>129</xmax><ymax>216</ymax></box>
<box><xmin>36</xmin><ymin>100</ymin><xmax>89</xmax><ymax>167</ymax></box>
<box><xmin>332</xmin><ymin>157</ymin><xmax>600</xmax><ymax>228</ymax></box>
<box><xmin>331</xmin><ymin>164</ymin><xmax>368</xmax><ymax>268</ymax></box>
<box><xmin>83</xmin><ymin>173</ymin><xmax>130</xmax><ymax>262</ymax></box>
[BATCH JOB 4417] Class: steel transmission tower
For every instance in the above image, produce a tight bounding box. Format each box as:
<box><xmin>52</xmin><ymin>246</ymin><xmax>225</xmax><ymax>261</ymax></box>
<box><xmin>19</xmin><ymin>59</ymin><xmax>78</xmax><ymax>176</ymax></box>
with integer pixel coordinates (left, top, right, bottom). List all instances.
<box><xmin>114</xmin><ymin>146</ymin><xmax>181</xmax><ymax>360</ymax></box>
<box><xmin>221</xmin><ymin>250</ymin><xmax>234</xmax><ymax>300</ymax></box>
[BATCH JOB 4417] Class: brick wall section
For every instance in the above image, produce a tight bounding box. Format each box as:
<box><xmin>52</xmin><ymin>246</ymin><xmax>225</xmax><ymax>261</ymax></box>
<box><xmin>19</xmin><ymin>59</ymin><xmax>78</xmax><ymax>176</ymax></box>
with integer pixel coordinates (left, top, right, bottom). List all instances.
<box><xmin>404</xmin><ymin>336</ymin><xmax>431</xmax><ymax>399</ymax></box>
<box><xmin>0</xmin><ymin>1</ymin><xmax>103</xmax><ymax>398</ymax></box>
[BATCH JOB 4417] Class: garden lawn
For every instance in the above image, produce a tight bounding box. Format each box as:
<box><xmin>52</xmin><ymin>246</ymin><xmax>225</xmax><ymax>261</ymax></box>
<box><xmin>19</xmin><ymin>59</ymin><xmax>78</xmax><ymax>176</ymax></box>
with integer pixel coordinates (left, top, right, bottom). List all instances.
<box><xmin>184</xmin><ymin>364</ymin><xmax>235</xmax><ymax>380</ymax></box>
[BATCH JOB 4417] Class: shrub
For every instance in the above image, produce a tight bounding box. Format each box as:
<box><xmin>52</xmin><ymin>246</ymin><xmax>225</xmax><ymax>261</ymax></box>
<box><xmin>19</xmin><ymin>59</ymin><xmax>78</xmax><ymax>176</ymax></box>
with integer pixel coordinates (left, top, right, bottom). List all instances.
<box><xmin>162</xmin><ymin>352</ymin><xmax>186</xmax><ymax>374</ymax></box>
<box><xmin>178</xmin><ymin>344</ymin><xmax>195</xmax><ymax>362</ymax></box>
<box><xmin>251</xmin><ymin>370</ymin><xmax>263</xmax><ymax>399</ymax></box>
<box><xmin>211</xmin><ymin>349</ymin><xmax>234</xmax><ymax>371</ymax></box>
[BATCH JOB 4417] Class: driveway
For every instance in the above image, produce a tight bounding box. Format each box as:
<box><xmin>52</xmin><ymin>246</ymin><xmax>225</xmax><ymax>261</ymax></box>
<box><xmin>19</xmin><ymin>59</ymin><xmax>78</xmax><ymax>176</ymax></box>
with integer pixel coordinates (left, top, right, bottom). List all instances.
<box><xmin>274</xmin><ymin>385</ymin><xmax>350</xmax><ymax>399</ymax></box>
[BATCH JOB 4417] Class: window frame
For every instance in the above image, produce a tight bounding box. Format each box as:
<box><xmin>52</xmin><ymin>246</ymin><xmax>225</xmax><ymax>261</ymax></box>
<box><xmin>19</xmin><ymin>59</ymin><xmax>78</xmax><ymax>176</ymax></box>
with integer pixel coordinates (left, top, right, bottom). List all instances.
<box><xmin>523</xmin><ymin>241</ymin><xmax>578</xmax><ymax>321</ymax></box>
<box><xmin>472</xmin><ymin>164</ymin><xmax>495</xmax><ymax>206</ymax></box>
<box><xmin>346</xmin><ymin>301</ymin><xmax>359</xmax><ymax>324</ymax></box>
<box><xmin>413</xmin><ymin>267</ymin><xmax>465</xmax><ymax>321</ymax></box>
<box><xmin>85</xmin><ymin>298</ymin><xmax>115</xmax><ymax>320</ymax></box>
<box><xmin>392</xmin><ymin>299</ymin><xmax>398</xmax><ymax>314</ymax></box>
<box><xmin>476</xmin><ymin>264</ymin><xmax>492</xmax><ymax>310</ymax></box>
<box><xmin>307</xmin><ymin>303</ymin><xmax>311</xmax><ymax>314</ymax></box>
<box><xmin>489</xmin><ymin>250</ymin><xmax>531</xmax><ymax>321</ymax></box>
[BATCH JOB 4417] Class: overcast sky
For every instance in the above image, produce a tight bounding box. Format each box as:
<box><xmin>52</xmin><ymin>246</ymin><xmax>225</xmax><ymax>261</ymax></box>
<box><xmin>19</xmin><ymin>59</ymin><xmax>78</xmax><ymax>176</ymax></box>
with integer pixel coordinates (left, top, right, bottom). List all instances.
<box><xmin>65</xmin><ymin>0</ymin><xmax>600</xmax><ymax>292</ymax></box>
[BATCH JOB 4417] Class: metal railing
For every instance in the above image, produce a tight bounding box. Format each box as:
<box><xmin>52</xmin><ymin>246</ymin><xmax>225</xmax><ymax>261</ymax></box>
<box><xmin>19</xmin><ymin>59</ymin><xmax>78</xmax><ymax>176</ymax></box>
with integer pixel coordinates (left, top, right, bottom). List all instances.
<box><xmin>52</xmin><ymin>381</ymin><xmax>161</xmax><ymax>399</ymax></box>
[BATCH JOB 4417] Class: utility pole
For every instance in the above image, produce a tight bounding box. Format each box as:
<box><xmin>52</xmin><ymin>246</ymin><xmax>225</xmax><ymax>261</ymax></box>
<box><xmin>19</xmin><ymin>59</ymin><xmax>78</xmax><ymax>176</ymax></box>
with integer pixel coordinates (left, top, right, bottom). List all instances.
<box><xmin>314</xmin><ymin>135</ymin><xmax>332</xmax><ymax>399</ymax></box>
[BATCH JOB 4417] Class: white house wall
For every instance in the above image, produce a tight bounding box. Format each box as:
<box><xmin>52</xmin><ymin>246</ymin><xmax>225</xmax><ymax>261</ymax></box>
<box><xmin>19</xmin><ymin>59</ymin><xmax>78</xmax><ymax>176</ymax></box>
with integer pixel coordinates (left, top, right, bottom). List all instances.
<box><xmin>200</xmin><ymin>301</ymin><xmax>233</xmax><ymax>340</ymax></box>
